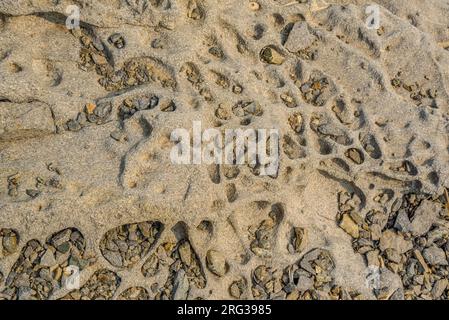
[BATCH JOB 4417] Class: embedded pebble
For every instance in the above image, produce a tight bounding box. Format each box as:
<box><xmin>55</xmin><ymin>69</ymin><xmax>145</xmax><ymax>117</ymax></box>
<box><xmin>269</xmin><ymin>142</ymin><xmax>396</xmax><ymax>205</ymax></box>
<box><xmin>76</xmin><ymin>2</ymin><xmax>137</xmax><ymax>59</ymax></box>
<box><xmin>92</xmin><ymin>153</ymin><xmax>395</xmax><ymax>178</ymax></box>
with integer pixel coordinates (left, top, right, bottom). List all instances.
<box><xmin>108</xmin><ymin>33</ymin><xmax>126</xmax><ymax>49</ymax></box>
<box><xmin>206</xmin><ymin>250</ymin><xmax>229</xmax><ymax>277</ymax></box>
<box><xmin>259</xmin><ymin>45</ymin><xmax>285</xmax><ymax>65</ymax></box>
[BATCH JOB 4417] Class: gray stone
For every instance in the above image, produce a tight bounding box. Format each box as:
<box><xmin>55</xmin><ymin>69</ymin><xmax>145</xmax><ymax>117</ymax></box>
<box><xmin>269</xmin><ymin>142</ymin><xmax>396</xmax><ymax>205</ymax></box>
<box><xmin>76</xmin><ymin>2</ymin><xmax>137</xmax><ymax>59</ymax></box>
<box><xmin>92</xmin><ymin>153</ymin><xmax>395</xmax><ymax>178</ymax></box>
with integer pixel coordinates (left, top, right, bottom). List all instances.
<box><xmin>296</xmin><ymin>274</ymin><xmax>314</xmax><ymax>291</ymax></box>
<box><xmin>378</xmin><ymin>267</ymin><xmax>404</xmax><ymax>299</ymax></box>
<box><xmin>172</xmin><ymin>269</ymin><xmax>190</xmax><ymax>300</ymax></box>
<box><xmin>103</xmin><ymin>249</ymin><xmax>123</xmax><ymax>267</ymax></box>
<box><xmin>17</xmin><ymin>286</ymin><xmax>33</xmax><ymax>300</ymax></box>
<box><xmin>26</xmin><ymin>189</ymin><xmax>41</xmax><ymax>199</ymax></box>
<box><xmin>389</xmin><ymin>288</ymin><xmax>405</xmax><ymax>300</ymax></box>
<box><xmin>410</xmin><ymin>200</ymin><xmax>440</xmax><ymax>236</ymax></box>
<box><xmin>40</xmin><ymin>248</ymin><xmax>56</xmax><ymax>267</ymax></box>
<box><xmin>284</xmin><ymin>22</ymin><xmax>315</xmax><ymax>53</ymax></box>
<box><xmin>66</xmin><ymin>119</ymin><xmax>82</xmax><ymax>132</ymax></box>
<box><xmin>50</xmin><ymin>229</ymin><xmax>72</xmax><ymax>247</ymax></box>
<box><xmin>432</xmin><ymin>279</ymin><xmax>448</xmax><ymax>298</ymax></box>
<box><xmin>423</xmin><ymin>246</ymin><xmax>448</xmax><ymax>266</ymax></box>
<box><xmin>427</xmin><ymin>226</ymin><xmax>449</xmax><ymax>246</ymax></box>
<box><xmin>394</xmin><ymin>209</ymin><xmax>411</xmax><ymax>232</ymax></box>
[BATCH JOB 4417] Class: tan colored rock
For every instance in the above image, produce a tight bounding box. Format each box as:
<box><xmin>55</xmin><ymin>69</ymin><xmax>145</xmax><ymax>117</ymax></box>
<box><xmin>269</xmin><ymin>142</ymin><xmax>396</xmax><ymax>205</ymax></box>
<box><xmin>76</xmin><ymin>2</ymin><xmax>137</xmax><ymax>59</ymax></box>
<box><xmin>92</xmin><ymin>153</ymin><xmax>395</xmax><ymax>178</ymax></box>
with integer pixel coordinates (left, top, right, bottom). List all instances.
<box><xmin>414</xmin><ymin>249</ymin><xmax>431</xmax><ymax>274</ymax></box>
<box><xmin>292</xmin><ymin>227</ymin><xmax>307</xmax><ymax>253</ymax></box>
<box><xmin>365</xmin><ymin>250</ymin><xmax>380</xmax><ymax>267</ymax></box>
<box><xmin>338</xmin><ymin>213</ymin><xmax>359</xmax><ymax>238</ymax></box>
<box><xmin>259</xmin><ymin>45</ymin><xmax>285</xmax><ymax>65</ymax></box>
<box><xmin>206</xmin><ymin>249</ymin><xmax>229</xmax><ymax>277</ymax></box>
<box><xmin>379</xmin><ymin>230</ymin><xmax>413</xmax><ymax>254</ymax></box>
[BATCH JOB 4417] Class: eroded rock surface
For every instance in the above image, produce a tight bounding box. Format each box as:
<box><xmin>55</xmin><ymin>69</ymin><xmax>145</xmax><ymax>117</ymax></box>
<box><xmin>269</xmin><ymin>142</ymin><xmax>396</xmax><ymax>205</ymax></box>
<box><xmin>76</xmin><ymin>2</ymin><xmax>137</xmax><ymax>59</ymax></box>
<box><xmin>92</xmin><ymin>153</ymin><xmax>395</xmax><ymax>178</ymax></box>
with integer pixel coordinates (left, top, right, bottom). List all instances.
<box><xmin>1</xmin><ymin>0</ymin><xmax>449</xmax><ymax>300</ymax></box>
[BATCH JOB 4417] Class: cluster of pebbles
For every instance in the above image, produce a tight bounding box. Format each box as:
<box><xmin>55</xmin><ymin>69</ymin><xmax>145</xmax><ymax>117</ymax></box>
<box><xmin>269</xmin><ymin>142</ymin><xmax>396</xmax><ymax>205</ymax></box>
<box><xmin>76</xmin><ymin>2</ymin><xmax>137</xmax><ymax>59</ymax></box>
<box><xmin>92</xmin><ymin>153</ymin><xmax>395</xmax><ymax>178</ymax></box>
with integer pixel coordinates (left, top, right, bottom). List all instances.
<box><xmin>5</xmin><ymin>165</ymin><xmax>64</xmax><ymax>202</ymax></box>
<box><xmin>1</xmin><ymin>191</ymin><xmax>449</xmax><ymax>300</ymax></box>
<box><xmin>118</xmin><ymin>95</ymin><xmax>160</xmax><ymax>120</ymax></box>
<box><xmin>249</xmin><ymin>204</ymin><xmax>284</xmax><ymax>259</ymax></box>
<box><xmin>0</xmin><ymin>228</ymin><xmax>91</xmax><ymax>300</ymax></box>
<box><xmin>225</xmin><ymin>248</ymin><xmax>363</xmax><ymax>300</ymax></box>
<box><xmin>117</xmin><ymin>286</ymin><xmax>150</xmax><ymax>300</ymax></box>
<box><xmin>280</xmin><ymin>248</ymin><xmax>363</xmax><ymax>300</ymax></box>
<box><xmin>391</xmin><ymin>72</ymin><xmax>440</xmax><ymax>108</ymax></box>
<box><xmin>156</xmin><ymin>240</ymin><xmax>208</xmax><ymax>300</ymax></box>
<box><xmin>299</xmin><ymin>72</ymin><xmax>336</xmax><ymax>107</ymax></box>
<box><xmin>338</xmin><ymin>192</ymin><xmax>449</xmax><ymax>299</ymax></box>
<box><xmin>76</xmin><ymin>27</ymin><xmax>176</xmax><ymax>92</ymax></box>
<box><xmin>61</xmin><ymin>269</ymin><xmax>121</xmax><ymax>300</ymax></box>
<box><xmin>99</xmin><ymin>221</ymin><xmax>163</xmax><ymax>269</ymax></box>
<box><xmin>66</xmin><ymin>102</ymin><xmax>113</xmax><ymax>132</ymax></box>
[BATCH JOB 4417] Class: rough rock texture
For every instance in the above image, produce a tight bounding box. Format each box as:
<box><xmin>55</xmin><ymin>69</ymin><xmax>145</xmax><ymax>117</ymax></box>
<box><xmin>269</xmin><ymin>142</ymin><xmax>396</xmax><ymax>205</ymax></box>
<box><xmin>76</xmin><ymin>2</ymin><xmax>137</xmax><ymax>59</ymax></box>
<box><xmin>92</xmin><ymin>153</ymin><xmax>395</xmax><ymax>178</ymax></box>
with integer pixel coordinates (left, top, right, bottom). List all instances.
<box><xmin>1</xmin><ymin>0</ymin><xmax>449</xmax><ymax>300</ymax></box>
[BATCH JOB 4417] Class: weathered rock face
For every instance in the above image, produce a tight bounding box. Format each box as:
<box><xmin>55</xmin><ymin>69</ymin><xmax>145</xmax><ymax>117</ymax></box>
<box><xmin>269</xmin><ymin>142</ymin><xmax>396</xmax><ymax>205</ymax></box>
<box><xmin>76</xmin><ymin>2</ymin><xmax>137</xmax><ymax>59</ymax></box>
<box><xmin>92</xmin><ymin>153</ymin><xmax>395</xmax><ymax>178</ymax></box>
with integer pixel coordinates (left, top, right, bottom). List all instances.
<box><xmin>0</xmin><ymin>102</ymin><xmax>55</xmax><ymax>142</ymax></box>
<box><xmin>284</xmin><ymin>22</ymin><xmax>316</xmax><ymax>53</ymax></box>
<box><xmin>1</xmin><ymin>0</ymin><xmax>449</xmax><ymax>300</ymax></box>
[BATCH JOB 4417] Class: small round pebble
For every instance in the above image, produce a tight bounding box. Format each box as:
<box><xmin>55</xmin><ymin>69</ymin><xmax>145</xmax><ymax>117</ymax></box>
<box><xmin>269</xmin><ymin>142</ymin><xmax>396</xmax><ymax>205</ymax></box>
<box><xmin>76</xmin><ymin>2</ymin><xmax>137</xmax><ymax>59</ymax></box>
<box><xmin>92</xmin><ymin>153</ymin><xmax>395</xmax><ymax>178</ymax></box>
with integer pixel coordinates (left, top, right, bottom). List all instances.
<box><xmin>249</xmin><ymin>1</ymin><xmax>260</xmax><ymax>11</ymax></box>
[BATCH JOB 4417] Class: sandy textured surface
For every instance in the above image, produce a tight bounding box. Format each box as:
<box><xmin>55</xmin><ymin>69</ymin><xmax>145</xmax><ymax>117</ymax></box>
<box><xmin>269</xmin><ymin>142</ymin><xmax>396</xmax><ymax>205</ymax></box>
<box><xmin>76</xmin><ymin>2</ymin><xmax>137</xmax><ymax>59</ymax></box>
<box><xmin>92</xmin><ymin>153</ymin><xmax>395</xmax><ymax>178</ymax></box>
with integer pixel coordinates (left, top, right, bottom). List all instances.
<box><xmin>1</xmin><ymin>0</ymin><xmax>449</xmax><ymax>300</ymax></box>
